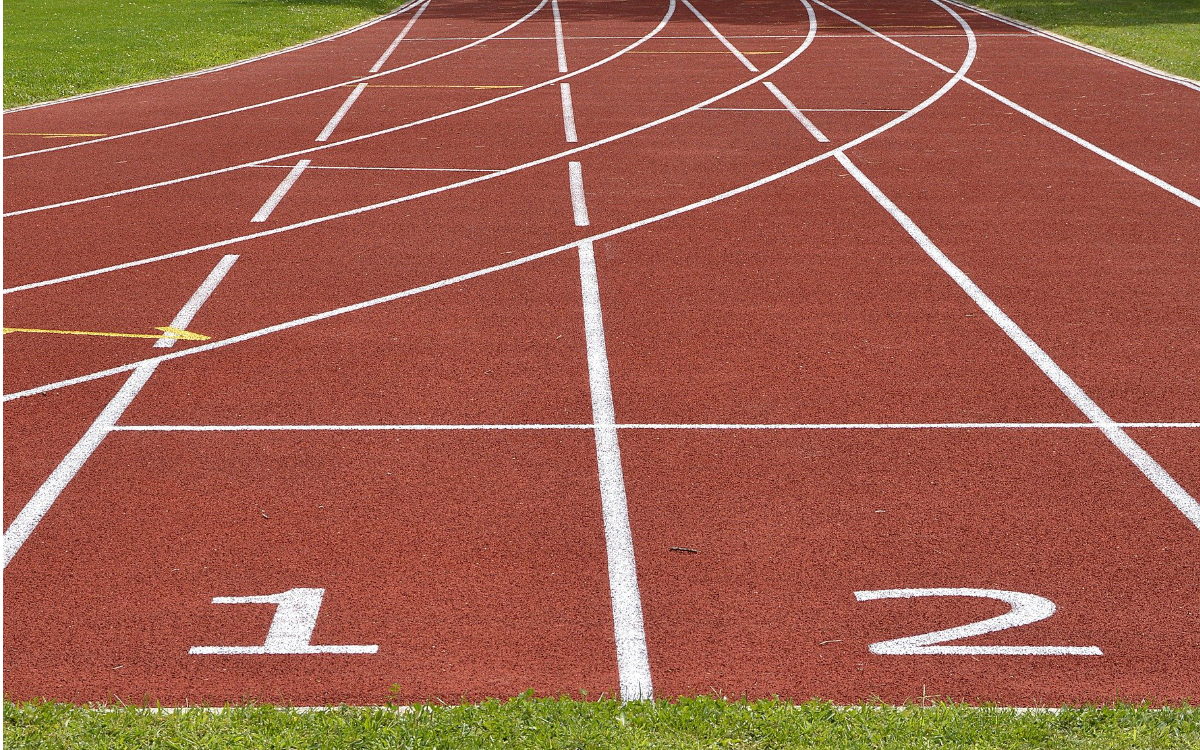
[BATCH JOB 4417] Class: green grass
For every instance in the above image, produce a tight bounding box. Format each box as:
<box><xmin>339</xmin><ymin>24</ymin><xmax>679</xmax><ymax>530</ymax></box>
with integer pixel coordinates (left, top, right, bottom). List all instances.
<box><xmin>966</xmin><ymin>0</ymin><xmax>1200</xmax><ymax>81</ymax></box>
<box><xmin>3</xmin><ymin>0</ymin><xmax>403</xmax><ymax>108</ymax></box>
<box><xmin>5</xmin><ymin>696</ymin><xmax>1200</xmax><ymax>750</ymax></box>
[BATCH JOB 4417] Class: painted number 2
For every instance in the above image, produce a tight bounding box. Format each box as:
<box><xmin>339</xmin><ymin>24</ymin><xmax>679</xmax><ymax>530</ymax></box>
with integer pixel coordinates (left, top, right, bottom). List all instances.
<box><xmin>854</xmin><ymin>588</ymin><xmax>1102</xmax><ymax>656</ymax></box>
<box><xmin>190</xmin><ymin>587</ymin><xmax>378</xmax><ymax>655</ymax></box>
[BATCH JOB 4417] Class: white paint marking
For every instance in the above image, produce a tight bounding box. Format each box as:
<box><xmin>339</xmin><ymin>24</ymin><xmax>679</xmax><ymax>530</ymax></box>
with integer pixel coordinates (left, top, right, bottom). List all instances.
<box><xmin>2</xmin><ymin>0</ymin><xmax>668</xmax><ymax>221</ymax></box>
<box><xmin>250</xmin><ymin>164</ymin><xmax>498</xmax><ymax>173</ymax></box>
<box><xmin>945</xmin><ymin>0</ymin><xmax>1200</xmax><ymax>92</ymax></box>
<box><xmin>6</xmin><ymin>0</ymin><xmax>548</xmax><ymax>161</ymax></box>
<box><xmin>108</xmin><ymin>422</ymin><xmax>1200</xmax><ymax>432</ymax></box>
<box><xmin>154</xmin><ymin>254</ymin><xmax>240</xmax><ymax>348</ymax></box>
<box><xmin>190</xmin><ymin>588</ymin><xmax>377</xmax><ymax>655</ymax></box>
<box><xmin>855</xmin><ymin>589</ymin><xmax>1102</xmax><ymax>656</ymax></box>
<box><xmin>578</xmin><ymin>239</ymin><xmax>653</xmax><ymax>701</ymax></box>
<box><xmin>836</xmin><ymin>149</ymin><xmax>1200</xmax><ymax>531</ymax></box>
<box><xmin>316</xmin><ymin>83</ymin><xmax>367</xmax><ymax>142</ymax></box>
<box><xmin>551</xmin><ymin>0</ymin><xmax>569</xmax><ymax>72</ymax></box>
<box><xmin>569</xmin><ymin>161</ymin><xmax>590</xmax><ymax>226</ymax></box>
<box><xmin>250</xmin><ymin>160</ymin><xmax>311</xmax><ymax>224</ymax></box>
<box><xmin>370</xmin><ymin>0</ymin><xmax>430</xmax><ymax>72</ymax></box>
<box><xmin>1</xmin><ymin>1</ymin><xmax>975</xmax><ymax>405</ymax></box>
<box><xmin>681</xmin><ymin>0</ymin><xmax>757</xmax><ymax>71</ymax></box>
<box><xmin>560</xmin><ymin>82</ymin><xmax>579</xmax><ymax>142</ymax></box>
<box><xmin>812</xmin><ymin>0</ymin><xmax>1200</xmax><ymax>210</ymax></box>
<box><xmin>700</xmin><ymin>107</ymin><xmax>905</xmax><ymax>112</ymax></box>
<box><xmin>2</xmin><ymin>255</ymin><xmax>239</xmax><ymax>568</ymax></box>
<box><xmin>762</xmin><ymin>80</ymin><xmax>828</xmax><ymax>142</ymax></box>
<box><xmin>4</xmin><ymin>0</ymin><xmax>424</xmax><ymax>115</ymax></box>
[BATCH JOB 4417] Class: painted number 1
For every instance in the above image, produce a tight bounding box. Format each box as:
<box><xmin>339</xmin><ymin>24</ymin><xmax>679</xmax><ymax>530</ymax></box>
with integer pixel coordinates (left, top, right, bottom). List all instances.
<box><xmin>190</xmin><ymin>587</ymin><xmax>378</xmax><ymax>655</ymax></box>
<box><xmin>854</xmin><ymin>588</ymin><xmax>1102</xmax><ymax>656</ymax></box>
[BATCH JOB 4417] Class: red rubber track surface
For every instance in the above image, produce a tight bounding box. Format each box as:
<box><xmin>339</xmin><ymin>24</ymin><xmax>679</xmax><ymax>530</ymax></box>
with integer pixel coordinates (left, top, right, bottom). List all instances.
<box><xmin>4</xmin><ymin>0</ymin><xmax>1198</xmax><ymax>706</ymax></box>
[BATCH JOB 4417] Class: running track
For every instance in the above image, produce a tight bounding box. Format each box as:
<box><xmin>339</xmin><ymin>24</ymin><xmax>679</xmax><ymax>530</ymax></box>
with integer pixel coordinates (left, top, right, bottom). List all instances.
<box><xmin>3</xmin><ymin>0</ymin><xmax>1199</xmax><ymax>706</ymax></box>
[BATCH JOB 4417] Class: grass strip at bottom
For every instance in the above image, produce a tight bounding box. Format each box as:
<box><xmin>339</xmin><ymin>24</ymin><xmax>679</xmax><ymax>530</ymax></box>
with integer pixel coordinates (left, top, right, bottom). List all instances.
<box><xmin>5</xmin><ymin>695</ymin><xmax>1199</xmax><ymax>749</ymax></box>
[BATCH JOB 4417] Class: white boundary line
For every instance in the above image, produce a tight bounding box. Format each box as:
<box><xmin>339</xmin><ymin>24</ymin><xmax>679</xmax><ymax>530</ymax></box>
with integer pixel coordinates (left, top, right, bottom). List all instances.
<box><xmin>8</xmin><ymin>0</ymin><xmax>984</xmax><ymax>405</ymax></box>
<box><xmin>3</xmin><ymin>0</ymin><xmax>547</xmax><ymax>162</ymax></box>
<box><xmin>251</xmin><ymin>160</ymin><xmax>311</xmax><ymax>222</ymax></box>
<box><xmin>762</xmin><ymin>81</ymin><xmax>828</xmax><ymax>142</ymax></box>
<box><xmin>108</xmin><ymin>422</ymin><xmax>1200</xmax><ymax>431</ymax></box>
<box><xmin>247</xmin><ymin>164</ymin><xmax>498</xmax><ymax>172</ymax></box>
<box><xmin>578</xmin><ymin>239</ymin><xmax>654</xmax><ymax>701</ymax></box>
<box><xmin>1</xmin><ymin>1</ymin><xmax>421</xmax><ymax>114</ymax></box>
<box><xmin>1</xmin><ymin>0</ymin><xmax>812</xmax><ymax>293</ymax></box>
<box><xmin>153</xmin><ymin>255</ymin><xmax>242</xmax><ymax>348</ymax></box>
<box><xmin>569</xmin><ymin>161</ymin><xmax>591</xmax><ymax>226</ymax></box>
<box><xmin>551</xmin><ymin>0</ymin><xmax>569</xmax><ymax>73</ymax></box>
<box><xmin>370</xmin><ymin>0</ymin><xmax>431</xmax><ymax>73</ymax></box>
<box><xmin>316</xmin><ymin>83</ymin><xmax>368</xmax><ymax>142</ymax></box>
<box><xmin>1</xmin><ymin>0</ymin><xmax>672</xmax><ymax>220</ymax></box>
<box><xmin>811</xmin><ymin>0</ymin><xmax>1200</xmax><ymax>210</ymax></box>
<box><xmin>681</xmin><ymin>0</ymin><xmax>758</xmax><ymax>72</ymax></box>
<box><xmin>2</xmin><ymin>255</ymin><xmax>240</xmax><ymax>569</ymax></box>
<box><xmin>696</xmin><ymin>0</ymin><xmax>1194</xmax><ymax>529</ymax></box>
<box><xmin>944</xmin><ymin>0</ymin><xmax>1200</xmax><ymax>93</ymax></box>
<box><xmin>560</xmin><ymin>83</ymin><xmax>580</xmax><ymax>142</ymax></box>
<box><xmin>836</xmin><ymin>150</ymin><xmax>1200</xmax><ymax>531</ymax></box>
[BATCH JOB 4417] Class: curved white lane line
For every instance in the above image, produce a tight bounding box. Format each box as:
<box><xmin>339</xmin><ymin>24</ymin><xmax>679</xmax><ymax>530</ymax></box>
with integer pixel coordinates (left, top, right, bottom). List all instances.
<box><xmin>812</xmin><ymin>0</ymin><xmax>1200</xmax><ymax>210</ymax></box>
<box><xmin>945</xmin><ymin>0</ymin><xmax>1200</xmax><ymax>93</ymax></box>
<box><xmin>3</xmin><ymin>0</ymin><xmax>537</xmax><ymax>162</ymax></box>
<box><xmin>3</xmin><ymin>0</ymin><xmax>976</xmax><ymax>402</ymax></box>
<box><xmin>2</xmin><ymin>0</ymin><xmax>424</xmax><ymax>114</ymax></box>
<box><xmin>7</xmin><ymin>0</ymin><xmax>823</xmax><ymax>291</ymax></box>
<box><xmin>4</xmin><ymin>0</ymin><xmax>673</xmax><ymax>218</ymax></box>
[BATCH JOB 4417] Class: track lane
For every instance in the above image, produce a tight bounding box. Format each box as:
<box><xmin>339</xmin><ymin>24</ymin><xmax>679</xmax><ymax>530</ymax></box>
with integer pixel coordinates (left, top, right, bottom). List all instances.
<box><xmin>0</xmin><ymin>0</ymin><xmax>537</xmax><ymax>162</ymax></box>
<box><xmin>4</xmin><ymin>0</ymin><xmax>1195</xmax><ymax>705</ymax></box>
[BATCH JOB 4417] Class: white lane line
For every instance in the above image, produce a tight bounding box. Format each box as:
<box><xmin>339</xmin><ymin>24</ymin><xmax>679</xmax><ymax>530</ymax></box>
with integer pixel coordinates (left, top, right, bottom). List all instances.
<box><xmin>551</xmin><ymin>0</ymin><xmax>569</xmax><ymax>72</ymax></box>
<box><xmin>680</xmin><ymin>0</ymin><xmax>757</xmax><ymax>72</ymax></box>
<box><xmin>701</xmin><ymin>107</ymin><xmax>905</xmax><ymax>112</ymax></box>
<box><xmin>812</xmin><ymin>0</ymin><xmax>1200</xmax><ymax>210</ymax></box>
<box><xmin>0</xmin><ymin>1</ymin><xmax>972</xmax><ymax>405</ymax></box>
<box><xmin>5</xmin><ymin>0</ymin><xmax>547</xmax><ymax>161</ymax></box>
<box><xmin>2</xmin><ymin>0</ymin><xmax>664</xmax><ymax>220</ymax></box>
<box><xmin>560</xmin><ymin>82</ymin><xmax>579</xmax><ymax>142</ymax></box>
<box><xmin>569</xmin><ymin>161</ymin><xmax>590</xmax><ymax>226</ymax></box>
<box><xmin>249</xmin><ymin>164</ymin><xmax>498</xmax><ymax>173</ymax></box>
<box><xmin>762</xmin><ymin>80</ymin><xmax>828</xmax><ymax>142</ymax></box>
<box><xmin>3</xmin><ymin>0</ymin><xmax>424</xmax><ymax>115</ymax></box>
<box><xmin>316</xmin><ymin>84</ymin><xmax>367</xmax><ymax>142</ymax></box>
<box><xmin>578</xmin><ymin>239</ymin><xmax>653</xmax><ymax>701</ymax></box>
<box><xmin>154</xmin><ymin>254</ymin><xmax>240</xmax><ymax>348</ymax></box>
<box><xmin>0</xmin><ymin>0</ymin><xmax>793</xmax><ymax>295</ymax></box>
<box><xmin>370</xmin><ymin>0</ymin><xmax>430</xmax><ymax>72</ymax></box>
<box><xmin>944</xmin><ymin>0</ymin><xmax>1200</xmax><ymax>92</ymax></box>
<box><xmin>836</xmin><ymin>150</ymin><xmax>1200</xmax><ymax>532</ymax></box>
<box><xmin>251</xmin><ymin>160</ymin><xmax>311</xmax><ymax>223</ymax></box>
<box><xmin>109</xmin><ymin>422</ymin><xmax>1200</xmax><ymax>431</ymax></box>
<box><xmin>2</xmin><ymin>255</ymin><xmax>239</xmax><ymax>569</ymax></box>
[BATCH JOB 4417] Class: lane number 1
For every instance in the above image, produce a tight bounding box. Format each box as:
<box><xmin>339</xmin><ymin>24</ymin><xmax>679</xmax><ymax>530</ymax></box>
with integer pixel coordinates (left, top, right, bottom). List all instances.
<box><xmin>190</xmin><ymin>587</ymin><xmax>378</xmax><ymax>655</ymax></box>
<box><xmin>854</xmin><ymin>588</ymin><xmax>1102</xmax><ymax>656</ymax></box>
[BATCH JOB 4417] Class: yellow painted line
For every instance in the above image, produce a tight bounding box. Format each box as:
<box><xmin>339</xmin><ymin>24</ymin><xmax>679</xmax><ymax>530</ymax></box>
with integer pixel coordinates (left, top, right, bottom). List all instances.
<box><xmin>3</xmin><ymin>325</ymin><xmax>210</xmax><ymax>341</ymax></box>
<box><xmin>346</xmin><ymin>84</ymin><xmax>522</xmax><ymax>89</ymax></box>
<box><xmin>5</xmin><ymin>132</ymin><xmax>107</xmax><ymax>138</ymax></box>
<box><xmin>629</xmin><ymin>50</ymin><xmax>783</xmax><ymax>54</ymax></box>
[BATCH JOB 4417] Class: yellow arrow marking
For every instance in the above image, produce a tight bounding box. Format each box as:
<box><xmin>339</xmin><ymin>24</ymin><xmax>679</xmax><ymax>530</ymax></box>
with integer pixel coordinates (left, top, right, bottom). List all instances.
<box><xmin>5</xmin><ymin>132</ymin><xmax>108</xmax><ymax>138</ymax></box>
<box><xmin>3</xmin><ymin>325</ymin><xmax>210</xmax><ymax>341</ymax></box>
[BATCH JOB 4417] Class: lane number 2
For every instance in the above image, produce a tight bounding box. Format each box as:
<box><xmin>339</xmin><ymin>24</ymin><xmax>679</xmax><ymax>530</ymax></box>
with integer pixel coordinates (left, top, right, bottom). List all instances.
<box><xmin>854</xmin><ymin>588</ymin><xmax>1102</xmax><ymax>656</ymax></box>
<box><xmin>190</xmin><ymin>587</ymin><xmax>378</xmax><ymax>655</ymax></box>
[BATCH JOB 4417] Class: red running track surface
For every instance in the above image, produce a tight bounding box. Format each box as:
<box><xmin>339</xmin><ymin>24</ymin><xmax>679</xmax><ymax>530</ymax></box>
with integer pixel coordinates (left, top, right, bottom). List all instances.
<box><xmin>3</xmin><ymin>0</ymin><xmax>1198</xmax><ymax>706</ymax></box>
